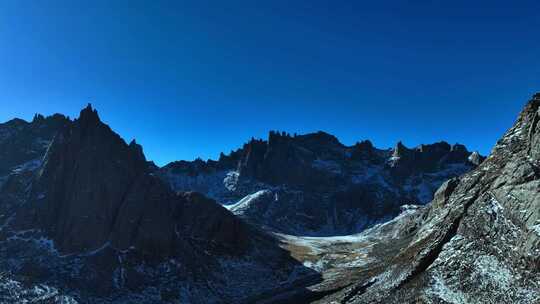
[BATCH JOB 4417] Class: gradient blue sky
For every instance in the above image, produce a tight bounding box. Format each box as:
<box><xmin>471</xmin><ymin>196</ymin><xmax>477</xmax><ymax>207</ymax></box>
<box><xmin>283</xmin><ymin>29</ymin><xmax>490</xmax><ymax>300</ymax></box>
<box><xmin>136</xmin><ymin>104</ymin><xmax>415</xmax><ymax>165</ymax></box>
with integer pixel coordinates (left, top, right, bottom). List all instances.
<box><xmin>1</xmin><ymin>1</ymin><xmax>539</xmax><ymax>166</ymax></box>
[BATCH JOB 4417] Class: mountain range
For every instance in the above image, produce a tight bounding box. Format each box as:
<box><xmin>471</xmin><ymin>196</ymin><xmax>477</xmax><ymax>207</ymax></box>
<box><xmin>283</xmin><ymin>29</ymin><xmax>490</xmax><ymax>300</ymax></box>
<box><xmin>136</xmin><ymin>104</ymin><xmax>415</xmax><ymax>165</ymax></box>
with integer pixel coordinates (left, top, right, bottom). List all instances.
<box><xmin>0</xmin><ymin>105</ymin><xmax>314</xmax><ymax>303</ymax></box>
<box><xmin>0</xmin><ymin>94</ymin><xmax>538</xmax><ymax>303</ymax></box>
<box><xmin>159</xmin><ymin>130</ymin><xmax>482</xmax><ymax>236</ymax></box>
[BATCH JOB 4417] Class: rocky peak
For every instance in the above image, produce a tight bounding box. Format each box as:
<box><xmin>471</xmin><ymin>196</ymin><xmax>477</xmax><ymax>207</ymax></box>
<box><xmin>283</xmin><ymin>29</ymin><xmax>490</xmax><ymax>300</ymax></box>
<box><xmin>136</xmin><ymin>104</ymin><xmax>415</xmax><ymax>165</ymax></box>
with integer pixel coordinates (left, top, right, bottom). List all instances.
<box><xmin>297</xmin><ymin>131</ymin><xmax>341</xmax><ymax>146</ymax></box>
<box><xmin>78</xmin><ymin>103</ymin><xmax>100</xmax><ymax>127</ymax></box>
<box><xmin>267</xmin><ymin>130</ymin><xmax>292</xmax><ymax>149</ymax></box>
<box><xmin>392</xmin><ymin>141</ymin><xmax>410</xmax><ymax>158</ymax></box>
<box><xmin>351</xmin><ymin>140</ymin><xmax>378</xmax><ymax>161</ymax></box>
<box><xmin>32</xmin><ymin>113</ymin><xmax>45</xmax><ymax>123</ymax></box>
<box><xmin>450</xmin><ymin>143</ymin><xmax>467</xmax><ymax>153</ymax></box>
<box><xmin>0</xmin><ymin>106</ymin><xmax>313</xmax><ymax>303</ymax></box>
<box><xmin>159</xmin><ymin>127</ymin><xmax>481</xmax><ymax>236</ymax></box>
<box><xmin>12</xmin><ymin>105</ymin><xmax>253</xmax><ymax>258</ymax></box>
<box><xmin>388</xmin><ymin>141</ymin><xmax>412</xmax><ymax>171</ymax></box>
<box><xmin>128</xmin><ymin>139</ymin><xmax>146</xmax><ymax>163</ymax></box>
<box><xmin>238</xmin><ymin>137</ymin><xmax>267</xmax><ymax>176</ymax></box>
<box><xmin>416</xmin><ymin>141</ymin><xmax>451</xmax><ymax>153</ymax></box>
<box><xmin>0</xmin><ymin>113</ymin><xmax>70</xmax><ymax>177</ymax></box>
<box><xmin>356</xmin><ymin>139</ymin><xmax>374</xmax><ymax>150</ymax></box>
<box><xmin>467</xmin><ymin>151</ymin><xmax>483</xmax><ymax>165</ymax></box>
<box><xmin>387</xmin><ymin>140</ymin><xmax>477</xmax><ymax>180</ymax></box>
<box><xmin>3</xmin><ymin>118</ymin><xmax>28</xmax><ymax>129</ymax></box>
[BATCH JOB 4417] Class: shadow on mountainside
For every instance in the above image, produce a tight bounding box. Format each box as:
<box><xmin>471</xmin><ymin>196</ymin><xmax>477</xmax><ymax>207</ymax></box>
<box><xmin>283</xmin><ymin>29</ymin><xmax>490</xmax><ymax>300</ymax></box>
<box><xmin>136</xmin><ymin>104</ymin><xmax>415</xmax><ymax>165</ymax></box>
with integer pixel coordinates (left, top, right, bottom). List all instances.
<box><xmin>0</xmin><ymin>105</ymin><xmax>324</xmax><ymax>303</ymax></box>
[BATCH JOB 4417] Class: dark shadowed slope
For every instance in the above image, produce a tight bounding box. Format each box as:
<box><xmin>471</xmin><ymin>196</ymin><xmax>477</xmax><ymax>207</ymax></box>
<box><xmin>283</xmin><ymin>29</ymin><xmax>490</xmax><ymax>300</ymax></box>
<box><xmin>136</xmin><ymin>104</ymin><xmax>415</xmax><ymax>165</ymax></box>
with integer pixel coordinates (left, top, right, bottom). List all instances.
<box><xmin>0</xmin><ymin>105</ymin><xmax>319</xmax><ymax>303</ymax></box>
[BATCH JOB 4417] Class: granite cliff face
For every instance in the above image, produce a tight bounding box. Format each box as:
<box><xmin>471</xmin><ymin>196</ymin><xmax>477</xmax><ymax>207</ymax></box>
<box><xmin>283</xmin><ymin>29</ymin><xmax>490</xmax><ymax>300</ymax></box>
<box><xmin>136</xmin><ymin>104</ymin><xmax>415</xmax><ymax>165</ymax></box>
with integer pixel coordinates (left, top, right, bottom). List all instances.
<box><xmin>160</xmin><ymin>131</ymin><xmax>482</xmax><ymax>235</ymax></box>
<box><xmin>0</xmin><ymin>105</ymin><xmax>315</xmax><ymax>303</ymax></box>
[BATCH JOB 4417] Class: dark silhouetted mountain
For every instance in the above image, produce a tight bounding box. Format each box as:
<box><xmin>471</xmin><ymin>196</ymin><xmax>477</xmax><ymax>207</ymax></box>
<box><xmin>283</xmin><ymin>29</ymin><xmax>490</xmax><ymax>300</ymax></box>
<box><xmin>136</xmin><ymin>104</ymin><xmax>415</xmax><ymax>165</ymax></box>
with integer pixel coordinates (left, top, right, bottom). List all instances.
<box><xmin>0</xmin><ymin>105</ymin><xmax>316</xmax><ymax>303</ymax></box>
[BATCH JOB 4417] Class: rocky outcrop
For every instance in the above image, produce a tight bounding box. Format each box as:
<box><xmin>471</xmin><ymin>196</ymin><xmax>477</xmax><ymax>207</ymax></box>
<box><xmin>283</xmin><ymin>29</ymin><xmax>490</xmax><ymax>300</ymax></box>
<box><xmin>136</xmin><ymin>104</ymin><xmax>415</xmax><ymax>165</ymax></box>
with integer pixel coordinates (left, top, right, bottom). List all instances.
<box><xmin>388</xmin><ymin>141</ymin><xmax>479</xmax><ymax>179</ymax></box>
<box><xmin>12</xmin><ymin>104</ymin><xmax>251</xmax><ymax>256</ymax></box>
<box><xmin>313</xmin><ymin>94</ymin><xmax>540</xmax><ymax>303</ymax></box>
<box><xmin>0</xmin><ymin>113</ymin><xmax>68</xmax><ymax>177</ymax></box>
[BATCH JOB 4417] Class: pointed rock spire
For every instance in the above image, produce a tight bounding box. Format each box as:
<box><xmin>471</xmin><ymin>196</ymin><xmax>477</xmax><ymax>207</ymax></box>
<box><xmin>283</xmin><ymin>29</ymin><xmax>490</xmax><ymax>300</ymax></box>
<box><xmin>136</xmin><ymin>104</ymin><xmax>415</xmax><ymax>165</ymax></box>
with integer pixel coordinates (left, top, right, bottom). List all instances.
<box><xmin>129</xmin><ymin>139</ymin><xmax>146</xmax><ymax>163</ymax></box>
<box><xmin>79</xmin><ymin>103</ymin><xmax>100</xmax><ymax>124</ymax></box>
<box><xmin>450</xmin><ymin>143</ymin><xmax>467</xmax><ymax>153</ymax></box>
<box><xmin>467</xmin><ymin>151</ymin><xmax>483</xmax><ymax>165</ymax></box>
<box><xmin>393</xmin><ymin>141</ymin><xmax>409</xmax><ymax>158</ymax></box>
<box><xmin>32</xmin><ymin>113</ymin><xmax>45</xmax><ymax>123</ymax></box>
<box><xmin>357</xmin><ymin>140</ymin><xmax>374</xmax><ymax>150</ymax></box>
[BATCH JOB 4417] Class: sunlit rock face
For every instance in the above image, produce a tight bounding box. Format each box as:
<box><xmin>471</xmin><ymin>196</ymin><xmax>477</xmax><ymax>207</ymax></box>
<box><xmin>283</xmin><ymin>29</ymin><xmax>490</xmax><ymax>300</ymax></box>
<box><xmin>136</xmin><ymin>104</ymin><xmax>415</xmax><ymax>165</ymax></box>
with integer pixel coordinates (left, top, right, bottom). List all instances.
<box><xmin>313</xmin><ymin>94</ymin><xmax>540</xmax><ymax>304</ymax></box>
<box><xmin>160</xmin><ymin>131</ymin><xmax>482</xmax><ymax>236</ymax></box>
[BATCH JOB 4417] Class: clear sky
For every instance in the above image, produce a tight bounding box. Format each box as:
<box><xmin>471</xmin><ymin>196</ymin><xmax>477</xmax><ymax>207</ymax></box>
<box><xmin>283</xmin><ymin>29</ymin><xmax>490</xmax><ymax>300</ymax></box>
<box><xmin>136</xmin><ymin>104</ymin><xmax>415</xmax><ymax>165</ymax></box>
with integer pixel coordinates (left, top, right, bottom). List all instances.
<box><xmin>1</xmin><ymin>1</ymin><xmax>539</xmax><ymax>166</ymax></box>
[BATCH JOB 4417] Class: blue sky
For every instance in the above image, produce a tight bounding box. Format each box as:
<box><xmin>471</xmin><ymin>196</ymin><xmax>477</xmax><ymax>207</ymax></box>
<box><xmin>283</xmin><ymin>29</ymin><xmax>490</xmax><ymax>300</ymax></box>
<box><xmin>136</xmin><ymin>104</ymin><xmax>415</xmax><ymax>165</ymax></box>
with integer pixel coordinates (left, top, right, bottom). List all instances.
<box><xmin>1</xmin><ymin>1</ymin><xmax>539</xmax><ymax>166</ymax></box>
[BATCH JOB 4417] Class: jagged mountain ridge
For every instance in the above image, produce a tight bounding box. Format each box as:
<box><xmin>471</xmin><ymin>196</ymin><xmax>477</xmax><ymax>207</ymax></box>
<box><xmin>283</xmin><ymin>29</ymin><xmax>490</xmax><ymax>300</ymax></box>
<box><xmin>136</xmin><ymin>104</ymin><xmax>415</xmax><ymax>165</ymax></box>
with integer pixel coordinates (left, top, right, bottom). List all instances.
<box><xmin>305</xmin><ymin>94</ymin><xmax>540</xmax><ymax>303</ymax></box>
<box><xmin>159</xmin><ymin>130</ymin><xmax>483</xmax><ymax>235</ymax></box>
<box><xmin>2</xmin><ymin>99</ymin><xmax>528</xmax><ymax>304</ymax></box>
<box><xmin>0</xmin><ymin>105</ymin><xmax>317</xmax><ymax>303</ymax></box>
<box><xmin>0</xmin><ymin>113</ymin><xmax>69</xmax><ymax>181</ymax></box>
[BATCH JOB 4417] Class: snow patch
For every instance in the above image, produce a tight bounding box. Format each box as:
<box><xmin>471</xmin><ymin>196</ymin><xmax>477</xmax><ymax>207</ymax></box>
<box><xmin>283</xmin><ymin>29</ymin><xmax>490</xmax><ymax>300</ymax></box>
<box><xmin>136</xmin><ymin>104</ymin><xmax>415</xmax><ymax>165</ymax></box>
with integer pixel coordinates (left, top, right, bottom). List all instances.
<box><xmin>227</xmin><ymin>190</ymin><xmax>272</xmax><ymax>213</ymax></box>
<box><xmin>529</xmin><ymin>224</ymin><xmax>540</xmax><ymax>236</ymax></box>
<box><xmin>428</xmin><ymin>274</ymin><xmax>470</xmax><ymax>304</ymax></box>
<box><xmin>472</xmin><ymin>255</ymin><xmax>514</xmax><ymax>290</ymax></box>
<box><xmin>12</xmin><ymin>158</ymin><xmax>42</xmax><ymax>174</ymax></box>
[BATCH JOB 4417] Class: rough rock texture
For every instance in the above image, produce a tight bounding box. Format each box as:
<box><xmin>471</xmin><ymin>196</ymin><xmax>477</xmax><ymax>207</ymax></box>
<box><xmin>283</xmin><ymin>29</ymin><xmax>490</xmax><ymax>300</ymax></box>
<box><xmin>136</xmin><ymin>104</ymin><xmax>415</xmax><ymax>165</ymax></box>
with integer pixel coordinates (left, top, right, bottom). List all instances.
<box><xmin>0</xmin><ymin>105</ymin><xmax>316</xmax><ymax>303</ymax></box>
<box><xmin>0</xmin><ymin>114</ymin><xmax>69</xmax><ymax>180</ymax></box>
<box><xmin>14</xmin><ymin>105</ymin><xmax>249</xmax><ymax>257</ymax></box>
<box><xmin>160</xmin><ymin>131</ymin><xmax>482</xmax><ymax>235</ymax></box>
<box><xmin>309</xmin><ymin>94</ymin><xmax>540</xmax><ymax>303</ymax></box>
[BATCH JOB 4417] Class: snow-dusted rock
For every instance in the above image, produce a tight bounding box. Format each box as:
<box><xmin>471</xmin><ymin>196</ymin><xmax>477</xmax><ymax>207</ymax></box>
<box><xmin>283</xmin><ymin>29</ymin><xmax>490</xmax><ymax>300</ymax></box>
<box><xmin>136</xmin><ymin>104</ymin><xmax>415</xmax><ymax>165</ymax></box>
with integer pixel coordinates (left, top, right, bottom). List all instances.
<box><xmin>160</xmin><ymin>132</ymin><xmax>480</xmax><ymax>235</ymax></box>
<box><xmin>0</xmin><ymin>105</ymin><xmax>317</xmax><ymax>303</ymax></box>
<box><xmin>311</xmin><ymin>94</ymin><xmax>540</xmax><ymax>303</ymax></box>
